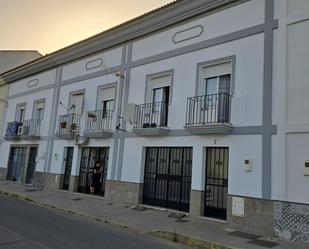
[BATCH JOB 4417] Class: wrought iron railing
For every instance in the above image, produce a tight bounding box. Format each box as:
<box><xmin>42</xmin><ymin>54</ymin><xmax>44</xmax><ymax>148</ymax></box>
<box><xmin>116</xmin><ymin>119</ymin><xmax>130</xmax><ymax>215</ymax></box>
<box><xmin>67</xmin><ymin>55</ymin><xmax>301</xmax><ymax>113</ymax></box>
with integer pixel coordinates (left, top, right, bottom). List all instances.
<box><xmin>56</xmin><ymin>114</ymin><xmax>81</xmax><ymax>135</ymax></box>
<box><xmin>84</xmin><ymin>109</ymin><xmax>113</xmax><ymax>132</ymax></box>
<box><xmin>185</xmin><ymin>93</ymin><xmax>232</xmax><ymax>126</ymax></box>
<box><xmin>5</xmin><ymin>119</ymin><xmax>41</xmax><ymax>138</ymax></box>
<box><xmin>133</xmin><ymin>101</ymin><xmax>168</xmax><ymax>129</ymax></box>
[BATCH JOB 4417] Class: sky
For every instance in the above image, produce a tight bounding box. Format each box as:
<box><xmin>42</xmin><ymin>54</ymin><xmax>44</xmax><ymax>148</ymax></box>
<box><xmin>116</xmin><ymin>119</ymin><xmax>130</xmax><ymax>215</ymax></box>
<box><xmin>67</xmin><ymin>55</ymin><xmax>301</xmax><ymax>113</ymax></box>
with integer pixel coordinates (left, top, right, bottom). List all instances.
<box><xmin>0</xmin><ymin>0</ymin><xmax>172</xmax><ymax>55</ymax></box>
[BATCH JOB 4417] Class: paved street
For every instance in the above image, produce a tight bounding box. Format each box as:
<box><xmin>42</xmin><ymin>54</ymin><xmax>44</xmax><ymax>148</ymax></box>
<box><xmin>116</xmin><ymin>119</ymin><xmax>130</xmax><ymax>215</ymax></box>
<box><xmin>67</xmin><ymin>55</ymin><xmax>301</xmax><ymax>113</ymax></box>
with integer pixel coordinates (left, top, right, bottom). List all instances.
<box><xmin>0</xmin><ymin>195</ymin><xmax>187</xmax><ymax>249</ymax></box>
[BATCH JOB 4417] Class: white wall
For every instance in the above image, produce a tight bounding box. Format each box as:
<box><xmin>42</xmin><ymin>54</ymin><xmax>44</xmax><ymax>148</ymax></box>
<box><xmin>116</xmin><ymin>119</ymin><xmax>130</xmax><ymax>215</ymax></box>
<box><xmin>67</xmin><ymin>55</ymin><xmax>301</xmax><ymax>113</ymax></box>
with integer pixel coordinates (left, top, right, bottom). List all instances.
<box><xmin>61</xmin><ymin>47</ymin><xmax>123</xmax><ymax>81</ymax></box>
<box><xmin>286</xmin><ymin>134</ymin><xmax>309</xmax><ymax>204</ymax></box>
<box><xmin>132</xmin><ymin>0</ymin><xmax>265</xmax><ymax>61</ymax></box>
<box><xmin>8</xmin><ymin>69</ymin><xmax>56</xmax><ymax>96</ymax></box>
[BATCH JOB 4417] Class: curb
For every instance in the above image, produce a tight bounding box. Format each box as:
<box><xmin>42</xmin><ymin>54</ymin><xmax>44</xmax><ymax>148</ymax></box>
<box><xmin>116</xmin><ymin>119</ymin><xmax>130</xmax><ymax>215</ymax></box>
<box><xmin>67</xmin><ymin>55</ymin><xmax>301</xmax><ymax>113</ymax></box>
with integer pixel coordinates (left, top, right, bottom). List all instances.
<box><xmin>148</xmin><ymin>231</ymin><xmax>238</xmax><ymax>249</ymax></box>
<box><xmin>0</xmin><ymin>189</ymin><xmax>240</xmax><ymax>249</ymax></box>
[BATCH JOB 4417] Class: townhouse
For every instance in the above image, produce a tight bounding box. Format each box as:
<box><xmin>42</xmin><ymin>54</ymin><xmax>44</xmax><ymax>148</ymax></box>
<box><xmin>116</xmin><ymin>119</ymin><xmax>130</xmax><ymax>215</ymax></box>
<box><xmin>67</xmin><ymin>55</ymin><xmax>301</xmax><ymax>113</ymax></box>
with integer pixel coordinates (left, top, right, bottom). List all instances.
<box><xmin>0</xmin><ymin>0</ymin><xmax>309</xmax><ymax>243</ymax></box>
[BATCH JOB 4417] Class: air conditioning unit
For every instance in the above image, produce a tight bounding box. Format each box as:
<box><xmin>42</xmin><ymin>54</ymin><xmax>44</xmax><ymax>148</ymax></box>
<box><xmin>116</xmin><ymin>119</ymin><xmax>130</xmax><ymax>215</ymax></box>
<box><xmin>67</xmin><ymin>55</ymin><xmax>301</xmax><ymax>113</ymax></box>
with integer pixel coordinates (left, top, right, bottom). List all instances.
<box><xmin>74</xmin><ymin>134</ymin><xmax>89</xmax><ymax>146</ymax></box>
<box><xmin>17</xmin><ymin>126</ymin><xmax>29</xmax><ymax>135</ymax></box>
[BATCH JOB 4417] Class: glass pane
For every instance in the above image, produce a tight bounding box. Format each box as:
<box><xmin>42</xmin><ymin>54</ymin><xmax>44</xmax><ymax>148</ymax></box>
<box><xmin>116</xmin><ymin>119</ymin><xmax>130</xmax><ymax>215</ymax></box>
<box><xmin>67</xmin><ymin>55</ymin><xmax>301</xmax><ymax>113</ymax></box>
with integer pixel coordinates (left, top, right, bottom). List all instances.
<box><xmin>205</xmin><ymin>77</ymin><xmax>218</xmax><ymax>95</ymax></box>
<box><xmin>152</xmin><ymin>88</ymin><xmax>163</xmax><ymax>103</ymax></box>
<box><xmin>218</xmin><ymin>74</ymin><xmax>231</xmax><ymax>94</ymax></box>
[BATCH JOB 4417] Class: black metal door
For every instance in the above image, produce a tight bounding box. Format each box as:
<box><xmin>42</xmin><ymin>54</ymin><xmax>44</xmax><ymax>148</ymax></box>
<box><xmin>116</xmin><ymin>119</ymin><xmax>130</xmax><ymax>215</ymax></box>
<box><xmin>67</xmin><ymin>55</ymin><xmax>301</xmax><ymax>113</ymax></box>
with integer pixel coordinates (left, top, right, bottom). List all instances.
<box><xmin>77</xmin><ymin>147</ymin><xmax>109</xmax><ymax>196</ymax></box>
<box><xmin>25</xmin><ymin>147</ymin><xmax>38</xmax><ymax>184</ymax></box>
<box><xmin>7</xmin><ymin>147</ymin><xmax>27</xmax><ymax>182</ymax></box>
<box><xmin>62</xmin><ymin>147</ymin><xmax>74</xmax><ymax>190</ymax></box>
<box><xmin>204</xmin><ymin>147</ymin><xmax>229</xmax><ymax>220</ymax></box>
<box><xmin>143</xmin><ymin>147</ymin><xmax>192</xmax><ymax>212</ymax></box>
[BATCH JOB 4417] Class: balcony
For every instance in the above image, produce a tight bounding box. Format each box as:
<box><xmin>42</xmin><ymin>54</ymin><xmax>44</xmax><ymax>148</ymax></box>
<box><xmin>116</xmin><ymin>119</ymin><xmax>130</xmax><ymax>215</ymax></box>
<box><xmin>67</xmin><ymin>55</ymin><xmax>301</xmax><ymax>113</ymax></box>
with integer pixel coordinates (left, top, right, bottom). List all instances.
<box><xmin>84</xmin><ymin>110</ymin><xmax>114</xmax><ymax>138</ymax></box>
<box><xmin>132</xmin><ymin>101</ymin><xmax>169</xmax><ymax>136</ymax></box>
<box><xmin>184</xmin><ymin>93</ymin><xmax>232</xmax><ymax>134</ymax></box>
<box><xmin>4</xmin><ymin>119</ymin><xmax>41</xmax><ymax>140</ymax></box>
<box><xmin>56</xmin><ymin>114</ymin><xmax>81</xmax><ymax>139</ymax></box>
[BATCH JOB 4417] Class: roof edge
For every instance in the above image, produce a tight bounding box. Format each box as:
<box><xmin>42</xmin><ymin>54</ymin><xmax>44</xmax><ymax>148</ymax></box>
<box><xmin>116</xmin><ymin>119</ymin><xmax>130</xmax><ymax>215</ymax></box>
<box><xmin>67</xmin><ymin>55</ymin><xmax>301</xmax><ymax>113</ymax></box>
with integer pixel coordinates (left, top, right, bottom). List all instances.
<box><xmin>1</xmin><ymin>0</ymin><xmax>239</xmax><ymax>83</ymax></box>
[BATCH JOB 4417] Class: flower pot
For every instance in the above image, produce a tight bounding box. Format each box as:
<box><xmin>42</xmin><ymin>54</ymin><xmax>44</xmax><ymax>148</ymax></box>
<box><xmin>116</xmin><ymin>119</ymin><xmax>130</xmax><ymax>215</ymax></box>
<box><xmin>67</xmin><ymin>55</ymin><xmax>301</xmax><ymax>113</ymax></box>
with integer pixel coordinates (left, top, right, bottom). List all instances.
<box><xmin>60</xmin><ymin>122</ymin><xmax>67</xmax><ymax>129</ymax></box>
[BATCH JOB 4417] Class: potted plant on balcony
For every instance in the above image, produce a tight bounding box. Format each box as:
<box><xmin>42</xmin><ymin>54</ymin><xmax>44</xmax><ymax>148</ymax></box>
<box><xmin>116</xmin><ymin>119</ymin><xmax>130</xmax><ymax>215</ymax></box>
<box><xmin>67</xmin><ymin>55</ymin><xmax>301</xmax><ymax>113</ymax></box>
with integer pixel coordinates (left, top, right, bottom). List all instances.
<box><xmin>70</xmin><ymin>123</ymin><xmax>77</xmax><ymax>131</ymax></box>
<box><xmin>60</xmin><ymin>121</ymin><xmax>67</xmax><ymax>129</ymax></box>
<box><xmin>87</xmin><ymin>113</ymin><xmax>96</xmax><ymax>119</ymax></box>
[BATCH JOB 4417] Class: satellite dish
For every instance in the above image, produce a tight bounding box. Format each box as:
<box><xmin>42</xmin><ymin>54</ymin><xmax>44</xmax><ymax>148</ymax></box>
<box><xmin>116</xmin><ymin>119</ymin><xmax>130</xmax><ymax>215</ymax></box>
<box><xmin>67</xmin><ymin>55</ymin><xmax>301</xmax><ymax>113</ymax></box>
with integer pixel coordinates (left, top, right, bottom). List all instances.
<box><xmin>123</xmin><ymin>103</ymin><xmax>136</xmax><ymax>125</ymax></box>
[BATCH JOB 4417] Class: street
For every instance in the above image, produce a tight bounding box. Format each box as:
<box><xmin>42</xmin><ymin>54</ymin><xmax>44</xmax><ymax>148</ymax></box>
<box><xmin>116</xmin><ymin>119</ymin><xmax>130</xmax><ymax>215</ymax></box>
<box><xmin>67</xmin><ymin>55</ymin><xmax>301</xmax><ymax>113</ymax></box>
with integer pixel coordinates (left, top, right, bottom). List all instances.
<box><xmin>0</xmin><ymin>195</ymin><xmax>187</xmax><ymax>249</ymax></box>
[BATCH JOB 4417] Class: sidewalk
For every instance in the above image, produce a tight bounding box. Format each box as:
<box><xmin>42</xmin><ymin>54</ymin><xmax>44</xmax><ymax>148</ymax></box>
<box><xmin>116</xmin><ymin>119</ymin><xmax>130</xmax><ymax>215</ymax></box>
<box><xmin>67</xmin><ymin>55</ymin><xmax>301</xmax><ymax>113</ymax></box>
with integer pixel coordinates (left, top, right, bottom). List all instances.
<box><xmin>0</xmin><ymin>181</ymin><xmax>306</xmax><ymax>249</ymax></box>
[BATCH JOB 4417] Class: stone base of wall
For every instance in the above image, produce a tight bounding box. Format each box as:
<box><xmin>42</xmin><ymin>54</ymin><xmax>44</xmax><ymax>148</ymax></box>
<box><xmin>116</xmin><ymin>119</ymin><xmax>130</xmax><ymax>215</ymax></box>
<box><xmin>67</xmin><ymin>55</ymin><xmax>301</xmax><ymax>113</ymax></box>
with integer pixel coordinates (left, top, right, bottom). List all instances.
<box><xmin>227</xmin><ymin>195</ymin><xmax>274</xmax><ymax>236</ymax></box>
<box><xmin>58</xmin><ymin>175</ymin><xmax>79</xmax><ymax>192</ymax></box>
<box><xmin>33</xmin><ymin>172</ymin><xmax>62</xmax><ymax>190</ymax></box>
<box><xmin>274</xmin><ymin>201</ymin><xmax>309</xmax><ymax>244</ymax></box>
<box><xmin>189</xmin><ymin>190</ymin><xmax>204</xmax><ymax>216</ymax></box>
<box><xmin>0</xmin><ymin>167</ymin><xmax>7</xmax><ymax>181</ymax></box>
<box><xmin>104</xmin><ymin>180</ymin><xmax>143</xmax><ymax>206</ymax></box>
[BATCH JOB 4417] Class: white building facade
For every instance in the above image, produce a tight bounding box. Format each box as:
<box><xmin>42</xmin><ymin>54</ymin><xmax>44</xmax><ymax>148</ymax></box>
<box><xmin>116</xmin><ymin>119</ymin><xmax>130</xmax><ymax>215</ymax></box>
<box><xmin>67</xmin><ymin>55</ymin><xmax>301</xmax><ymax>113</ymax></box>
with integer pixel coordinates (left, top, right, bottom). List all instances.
<box><xmin>0</xmin><ymin>0</ymin><xmax>309</xmax><ymax>243</ymax></box>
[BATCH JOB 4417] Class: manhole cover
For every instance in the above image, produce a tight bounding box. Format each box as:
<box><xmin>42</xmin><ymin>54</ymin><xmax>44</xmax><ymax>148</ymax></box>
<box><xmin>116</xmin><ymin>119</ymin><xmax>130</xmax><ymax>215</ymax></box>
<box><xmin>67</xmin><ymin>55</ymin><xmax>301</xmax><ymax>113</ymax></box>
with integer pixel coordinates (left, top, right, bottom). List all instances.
<box><xmin>72</xmin><ymin>197</ymin><xmax>82</xmax><ymax>201</ymax></box>
<box><xmin>2</xmin><ymin>182</ymin><xmax>9</xmax><ymax>185</ymax></box>
<box><xmin>168</xmin><ymin>212</ymin><xmax>186</xmax><ymax>219</ymax></box>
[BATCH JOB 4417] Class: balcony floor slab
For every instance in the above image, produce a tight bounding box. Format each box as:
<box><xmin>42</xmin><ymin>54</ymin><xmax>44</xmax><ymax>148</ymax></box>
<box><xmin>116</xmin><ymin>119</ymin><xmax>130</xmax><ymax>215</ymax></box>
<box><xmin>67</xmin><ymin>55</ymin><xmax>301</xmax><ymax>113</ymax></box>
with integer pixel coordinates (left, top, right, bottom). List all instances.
<box><xmin>184</xmin><ymin>123</ymin><xmax>233</xmax><ymax>134</ymax></box>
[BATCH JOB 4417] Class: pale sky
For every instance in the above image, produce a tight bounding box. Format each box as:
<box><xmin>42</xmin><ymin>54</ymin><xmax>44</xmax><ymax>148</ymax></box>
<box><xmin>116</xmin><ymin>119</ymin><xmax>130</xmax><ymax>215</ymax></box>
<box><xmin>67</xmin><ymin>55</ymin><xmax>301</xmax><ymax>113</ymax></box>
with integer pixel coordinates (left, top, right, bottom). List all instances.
<box><xmin>0</xmin><ymin>0</ymin><xmax>172</xmax><ymax>55</ymax></box>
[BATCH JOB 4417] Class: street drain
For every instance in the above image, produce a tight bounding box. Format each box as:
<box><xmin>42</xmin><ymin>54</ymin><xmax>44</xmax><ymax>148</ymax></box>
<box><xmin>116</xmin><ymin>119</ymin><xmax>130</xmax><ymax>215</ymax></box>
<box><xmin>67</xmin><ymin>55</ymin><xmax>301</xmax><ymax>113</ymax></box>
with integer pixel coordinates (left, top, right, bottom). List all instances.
<box><xmin>174</xmin><ymin>219</ymin><xmax>189</xmax><ymax>223</ymax></box>
<box><xmin>72</xmin><ymin>197</ymin><xmax>82</xmax><ymax>201</ymax></box>
<box><xmin>131</xmin><ymin>206</ymin><xmax>147</xmax><ymax>212</ymax></box>
<box><xmin>247</xmin><ymin>239</ymin><xmax>280</xmax><ymax>248</ymax></box>
<box><xmin>228</xmin><ymin>230</ymin><xmax>262</xmax><ymax>240</ymax></box>
<box><xmin>168</xmin><ymin>212</ymin><xmax>187</xmax><ymax>219</ymax></box>
<box><xmin>25</xmin><ymin>188</ymin><xmax>40</xmax><ymax>192</ymax></box>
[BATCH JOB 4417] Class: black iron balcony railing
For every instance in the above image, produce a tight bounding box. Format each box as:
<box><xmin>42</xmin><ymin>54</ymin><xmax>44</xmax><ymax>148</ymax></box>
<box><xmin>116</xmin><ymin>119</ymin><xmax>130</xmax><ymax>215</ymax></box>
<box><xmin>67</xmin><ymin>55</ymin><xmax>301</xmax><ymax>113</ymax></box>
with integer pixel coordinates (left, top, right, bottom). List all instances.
<box><xmin>5</xmin><ymin>119</ymin><xmax>41</xmax><ymax>139</ymax></box>
<box><xmin>56</xmin><ymin>114</ymin><xmax>81</xmax><ymax>136</ymax></box>
<box><xmin>133</xmin><ymin>101</ymin><xmax>168</xmax><ymax>129</ymax></box>
<box><xmin>84</xmin><ymin>109</ymin><xmax>113</xmax><ymax>133</ymax></box>
<box><xmin>185</xmin><ymin>93</ymin><xmax>232</xmax><ymax>126</ymax></box>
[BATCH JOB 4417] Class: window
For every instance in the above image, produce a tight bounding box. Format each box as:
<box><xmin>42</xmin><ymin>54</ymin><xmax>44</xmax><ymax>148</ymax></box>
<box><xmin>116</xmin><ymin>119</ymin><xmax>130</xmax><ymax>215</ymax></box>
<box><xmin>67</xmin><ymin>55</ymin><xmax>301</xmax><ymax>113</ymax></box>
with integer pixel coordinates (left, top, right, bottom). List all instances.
<box><xmin>15</xmin><ymin>104</ymin><xmax>26</xmax><ymax>122</ymax></box>
<box><xmin>152</xmin><ymin>86</ymin><xmax>170</xmax><ymax>113</ymax></box>
<box><xmin>204</xmin><ymin>75</ymin><xmax>230</xmax><ymax>107</ymax></box>
<box><xmin>146</xmin><ymin>72</ymin><xmax>173</xmax><ymax>104</ymax></box>
<box><xmin>97</xmin><ymin>86</ymin><xmax>116</xmax><ymax>115</ymax></box>
<box><xmin>101</xmin><ymin>99</ymin><xmax>114</xmax><ymax>118</ymax></box>
<box><xmin>199</xmin><ymin>60</ymin><xmax>232</xmax><ymax>95</ymax></box>
<box><xmin>69</xmin><ymin>92</ymin><xmax>84</xmax><ymax>115</ymax></box>
<box><xmin>33</xmin><ymin>101</ymin><xmax>45</xmax><ymax>121</ymax></box>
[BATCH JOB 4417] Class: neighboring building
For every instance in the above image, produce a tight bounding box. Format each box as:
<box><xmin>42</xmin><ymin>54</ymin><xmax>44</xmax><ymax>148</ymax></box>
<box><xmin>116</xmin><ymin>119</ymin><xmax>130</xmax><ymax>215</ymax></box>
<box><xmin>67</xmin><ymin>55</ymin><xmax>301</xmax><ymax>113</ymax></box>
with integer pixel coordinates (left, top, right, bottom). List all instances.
<box><xmin>0</xmin><ymin>50</ymin><xmax>42</xmax><ymax>74</ymax></box>
<box><xmin>0</xmin><ymin>51</ymin><xmax>42</xmax><ymax>148</ymax></box>
<box><xmin>0</xmin><ymin>0</ymin><xmax>308</xmax><ymax>243</ymax></box>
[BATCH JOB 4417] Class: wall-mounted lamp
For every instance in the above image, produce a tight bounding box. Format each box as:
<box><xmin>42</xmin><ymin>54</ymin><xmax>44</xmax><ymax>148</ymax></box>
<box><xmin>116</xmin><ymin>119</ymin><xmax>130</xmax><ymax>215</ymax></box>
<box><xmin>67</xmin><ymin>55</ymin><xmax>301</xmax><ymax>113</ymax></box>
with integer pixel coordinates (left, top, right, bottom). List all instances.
<box><xmin>116</xmin><ymin>70</ymin><xmax>125</xmax><ymax>79</ymax></box>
